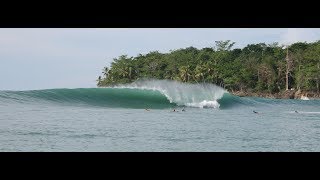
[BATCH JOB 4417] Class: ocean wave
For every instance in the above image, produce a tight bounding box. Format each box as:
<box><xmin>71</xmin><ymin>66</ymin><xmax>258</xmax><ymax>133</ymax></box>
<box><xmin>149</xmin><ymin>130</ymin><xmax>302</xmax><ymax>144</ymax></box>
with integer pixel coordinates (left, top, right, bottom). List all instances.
<box><xmin>1</xmin><ymin>79</ymin><xmax>318</xmax><ymax>109</ymax></box>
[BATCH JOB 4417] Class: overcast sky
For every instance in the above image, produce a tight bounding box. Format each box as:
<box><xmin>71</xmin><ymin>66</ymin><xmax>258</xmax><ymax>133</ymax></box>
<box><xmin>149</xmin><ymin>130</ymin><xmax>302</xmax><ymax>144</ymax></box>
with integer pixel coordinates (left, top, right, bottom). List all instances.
<box><xmin>1</xmin><ymin>28</ymin><xmax>320</xmax><ymax>90</ymax></box>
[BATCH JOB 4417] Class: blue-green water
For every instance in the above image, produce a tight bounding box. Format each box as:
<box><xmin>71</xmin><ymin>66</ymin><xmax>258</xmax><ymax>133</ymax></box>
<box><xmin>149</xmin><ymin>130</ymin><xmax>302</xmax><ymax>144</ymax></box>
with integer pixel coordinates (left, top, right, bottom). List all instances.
<box><xmin>1</xmin><ymin>80</ymin><xmax>320</xmax><ymax>151</ymax></box>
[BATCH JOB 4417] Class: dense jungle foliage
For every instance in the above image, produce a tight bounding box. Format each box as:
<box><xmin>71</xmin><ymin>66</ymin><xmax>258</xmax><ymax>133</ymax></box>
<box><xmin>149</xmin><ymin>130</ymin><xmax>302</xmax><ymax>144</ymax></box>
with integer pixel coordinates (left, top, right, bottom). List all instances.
<box><xmin>97</xmin><ymin>40</ymin><xmax>320</xmax><ymax>93</ymax></box>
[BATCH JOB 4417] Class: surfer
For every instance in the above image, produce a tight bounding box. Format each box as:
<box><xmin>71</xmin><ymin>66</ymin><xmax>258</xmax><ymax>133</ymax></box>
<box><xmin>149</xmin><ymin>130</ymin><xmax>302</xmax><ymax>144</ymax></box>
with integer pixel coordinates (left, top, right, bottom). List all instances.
<box><xmin>253</xmin><ymin>110</ymin><xmax>259</xmax><ymax>114</ymax></box>
<box><xmin>145</xmin><ymin>108</ymin><xmax>150</xmax><ymax>111</ymax></box>
<box><xmin>295</xmin><ymin>110</ymin><xmax>299</xmax><ymax>113</ymax></box>
<box><xmin>172</xmin><ymin>109</ymin><xmax>179</xmax><ymax>112</ymax></box>
<box><xmin>182</xmin><ymin>108</ymin><xmax>185</xmax><ymax>112</ymax></box>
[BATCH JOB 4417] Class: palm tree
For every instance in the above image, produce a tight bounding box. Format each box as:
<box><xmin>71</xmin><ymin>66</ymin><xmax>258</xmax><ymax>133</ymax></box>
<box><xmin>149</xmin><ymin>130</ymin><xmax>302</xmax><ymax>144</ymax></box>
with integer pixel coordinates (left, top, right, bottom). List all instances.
<box><xmin>179</xmin><ymin>65</ymin><xmax>192</xmax><ymax>82</ymax></box>
<box><xmin>97</xmin><ymin>76</ymin><xmax>102</xmax><ymax>86</ymax></box>
<box><xmin>203</xmin><ymin>62</ymin><xmax>216</xmax><ymax>83</ymax></box>
<box><xmin>128</xmin><ymin>66</ymin><xmax>133</xmax><ymax>80</ymax></box>
<box><xmin>194</xmin><ymin>64</ymin><xmax>206</xmax><ymax>83</ymax></box>
<box><xmin>102</xmin><ymin>67</ymin><xmax>109</xmax><ymax>79</ymax></box>
<box><xmin>123</xmin><ymin>65</ymin><xmax>134</xmax><ymax>80</ymax></box>
<box><xmin>164</xmin><ymin>70</ymin><xmax>175</xmax><ymax>80</ymax></box>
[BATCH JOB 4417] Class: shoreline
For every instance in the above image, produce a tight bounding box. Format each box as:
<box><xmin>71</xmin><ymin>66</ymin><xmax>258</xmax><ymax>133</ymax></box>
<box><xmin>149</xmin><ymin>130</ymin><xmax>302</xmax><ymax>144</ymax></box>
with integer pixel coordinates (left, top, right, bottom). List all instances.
<box><xmin>230</xmin><ymin>89</ymin><xmax>320</xmax><ymax>100</ymax></box>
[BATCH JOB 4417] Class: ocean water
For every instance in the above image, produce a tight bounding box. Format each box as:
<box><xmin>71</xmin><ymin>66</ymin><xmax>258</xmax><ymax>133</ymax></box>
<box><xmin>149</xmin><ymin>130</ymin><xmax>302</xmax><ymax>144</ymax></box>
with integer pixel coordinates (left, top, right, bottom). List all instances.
<box><xmin>1</xmin><ymin>80</ymin><xmax>320</xmax><ymax>152</ymax></box>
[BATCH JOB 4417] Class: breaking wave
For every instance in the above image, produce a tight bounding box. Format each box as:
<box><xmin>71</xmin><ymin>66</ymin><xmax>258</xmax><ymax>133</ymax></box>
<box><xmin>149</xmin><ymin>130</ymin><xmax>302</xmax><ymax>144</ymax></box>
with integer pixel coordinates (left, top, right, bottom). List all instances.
<box><xmin>2</xmin><ymin>79</ymin><xmax>318</xmax><ymax>109</ymax></box>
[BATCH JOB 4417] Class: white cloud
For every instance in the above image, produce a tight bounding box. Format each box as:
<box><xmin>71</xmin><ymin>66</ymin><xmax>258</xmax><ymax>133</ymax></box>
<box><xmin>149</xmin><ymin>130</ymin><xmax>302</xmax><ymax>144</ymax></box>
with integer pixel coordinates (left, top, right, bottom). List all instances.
<box><xmin>280</xmin><ymin>28</ymin><xmax>320</xmax><ymax>46</ymax></box>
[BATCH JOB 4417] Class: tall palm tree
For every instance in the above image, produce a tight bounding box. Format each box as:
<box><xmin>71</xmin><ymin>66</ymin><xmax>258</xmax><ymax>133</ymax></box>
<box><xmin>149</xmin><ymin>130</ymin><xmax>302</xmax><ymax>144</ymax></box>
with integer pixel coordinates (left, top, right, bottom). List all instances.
<box><xmin>97</xmin><ymin>76</ymin><xmax>102</xmax><ymax>86</ymax></box>
<box><xmin>203</xmin><ymin>62</ymin><xmax>216</xmax><ymax>83</ymax></box>
<box><xmin>179</xmin><ymin>65</ymin><xmax>192</xmax><ymax>82</ymax></box>
<box><xmin>194</xmin><ymin>64</ymin><xmax>206</xmax><ymax>83</ymax></box>
<box><xmin>102</xmin><ymin>67</ymin><xmax>109</xmax><ymax>79</ymax></box>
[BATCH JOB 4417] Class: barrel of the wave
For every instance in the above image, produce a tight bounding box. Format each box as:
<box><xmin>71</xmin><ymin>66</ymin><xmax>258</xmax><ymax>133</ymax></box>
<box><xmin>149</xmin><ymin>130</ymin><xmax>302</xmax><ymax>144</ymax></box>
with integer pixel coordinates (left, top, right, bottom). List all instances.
<box><xmin>114</xmin><ymin>79</ymin><xmax>227</xmax><ymax>109</ymax></box>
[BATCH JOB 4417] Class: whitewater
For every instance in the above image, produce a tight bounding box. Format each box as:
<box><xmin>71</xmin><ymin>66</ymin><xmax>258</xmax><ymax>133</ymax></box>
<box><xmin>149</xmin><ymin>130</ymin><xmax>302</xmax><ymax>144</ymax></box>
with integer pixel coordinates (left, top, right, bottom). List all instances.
<box><xmin>1</xmin><ymin>79</ymin><xmax>320</xmax><ymax>152</ymax></box>
<box><xmin>114</xmin><ymin>79</ymin><xmax>226</xmax><ymax>108</ymax></box>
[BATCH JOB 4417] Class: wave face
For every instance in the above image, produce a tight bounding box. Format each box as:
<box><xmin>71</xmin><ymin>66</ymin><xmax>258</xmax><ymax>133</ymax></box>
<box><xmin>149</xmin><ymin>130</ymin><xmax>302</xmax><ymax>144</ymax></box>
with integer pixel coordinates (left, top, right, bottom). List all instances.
<box><xmin>0</xmin><ymin>87</ymin><xmax>174</xmax><ymax>109</ymax></box>
<box><xmin>0</xmin><ymin>80</ymin><xmax>227</xmax><ymax>109</ymax></box>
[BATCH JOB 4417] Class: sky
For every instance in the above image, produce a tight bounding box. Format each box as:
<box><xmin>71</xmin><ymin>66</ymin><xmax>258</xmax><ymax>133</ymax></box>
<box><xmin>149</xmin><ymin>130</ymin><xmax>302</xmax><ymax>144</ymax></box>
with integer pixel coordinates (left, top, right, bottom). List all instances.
<box><xmin>1</xmin><ymin>28</ymin><xmax>320</xmax><ymax>90</ymax></box>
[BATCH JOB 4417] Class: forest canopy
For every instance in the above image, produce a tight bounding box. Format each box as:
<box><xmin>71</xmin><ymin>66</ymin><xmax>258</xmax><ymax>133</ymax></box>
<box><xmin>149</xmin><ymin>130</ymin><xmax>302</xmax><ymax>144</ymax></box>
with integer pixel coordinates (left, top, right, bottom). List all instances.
<box><xmin>97</xmin><ymin>40</ymin><xmax>320</xmax><ymax>94</ymax></box>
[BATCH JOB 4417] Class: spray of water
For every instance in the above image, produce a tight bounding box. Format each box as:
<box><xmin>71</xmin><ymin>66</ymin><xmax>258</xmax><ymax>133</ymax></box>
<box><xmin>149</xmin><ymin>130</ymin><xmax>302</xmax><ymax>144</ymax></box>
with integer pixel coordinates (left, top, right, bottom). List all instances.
<box><xmin>113</xmin><ymin>79</ymin><xmax>227</xmax><ymax>108</ymax></box>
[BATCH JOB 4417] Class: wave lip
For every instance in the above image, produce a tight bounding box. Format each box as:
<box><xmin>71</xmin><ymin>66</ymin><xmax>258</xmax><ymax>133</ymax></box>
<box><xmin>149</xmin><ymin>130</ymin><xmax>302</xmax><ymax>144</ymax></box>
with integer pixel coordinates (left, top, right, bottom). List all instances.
<box><xmin>114</xmin><ymin>79</ymin><xmax>227</xmax><ymax>108</ymax></box>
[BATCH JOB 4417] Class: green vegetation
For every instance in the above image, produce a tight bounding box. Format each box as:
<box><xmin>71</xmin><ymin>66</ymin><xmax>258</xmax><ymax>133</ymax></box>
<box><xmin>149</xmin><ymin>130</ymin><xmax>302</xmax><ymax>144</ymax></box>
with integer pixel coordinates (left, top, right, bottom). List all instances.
<box><xmin>97</xmin><ymin>40</ymin><xmax>320</xmax><ymax>94</ymax></box>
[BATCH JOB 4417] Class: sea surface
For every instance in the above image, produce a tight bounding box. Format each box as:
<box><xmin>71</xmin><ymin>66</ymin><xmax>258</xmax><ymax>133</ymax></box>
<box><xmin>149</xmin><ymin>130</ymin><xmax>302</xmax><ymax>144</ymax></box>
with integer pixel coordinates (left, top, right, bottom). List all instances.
<box><xmin>1</xmin><ymin>80</ymin><xmax>320</xmax><ymax>152</ymax></box>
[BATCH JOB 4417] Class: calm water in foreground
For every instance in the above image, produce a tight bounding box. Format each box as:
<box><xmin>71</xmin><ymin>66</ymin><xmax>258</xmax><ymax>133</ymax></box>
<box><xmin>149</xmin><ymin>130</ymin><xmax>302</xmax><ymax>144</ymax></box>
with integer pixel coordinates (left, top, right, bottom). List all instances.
<box><xmin>1</xmin><ymin>92</ymin><xmax>320</xmax><ymax>152</ymax></box>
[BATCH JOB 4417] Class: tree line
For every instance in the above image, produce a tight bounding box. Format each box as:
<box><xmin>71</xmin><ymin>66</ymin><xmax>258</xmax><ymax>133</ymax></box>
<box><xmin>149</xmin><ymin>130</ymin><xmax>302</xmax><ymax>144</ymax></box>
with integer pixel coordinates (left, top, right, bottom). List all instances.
<box><xmin>97</xmin><ymin>40</ymin><xmax>320</xmax><ymax>94</ymax></box>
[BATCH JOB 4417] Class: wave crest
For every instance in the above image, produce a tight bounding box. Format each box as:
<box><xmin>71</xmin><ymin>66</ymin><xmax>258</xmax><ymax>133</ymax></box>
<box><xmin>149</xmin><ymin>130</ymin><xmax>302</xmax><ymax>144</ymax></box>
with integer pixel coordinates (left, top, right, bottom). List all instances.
<box><xmin>114</xmin><ymin>79</ymin><xmax>227</xmax><ymax>108</ymax></box>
